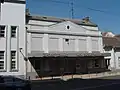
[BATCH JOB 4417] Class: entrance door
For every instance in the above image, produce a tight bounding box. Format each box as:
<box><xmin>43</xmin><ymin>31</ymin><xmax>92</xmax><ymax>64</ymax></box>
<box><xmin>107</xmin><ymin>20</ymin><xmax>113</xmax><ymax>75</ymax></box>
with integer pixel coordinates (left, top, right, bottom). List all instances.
<box><xmin>64</xmin><ymin>59</ymin><xmax>76</xmax><ymax>74</ymax></box>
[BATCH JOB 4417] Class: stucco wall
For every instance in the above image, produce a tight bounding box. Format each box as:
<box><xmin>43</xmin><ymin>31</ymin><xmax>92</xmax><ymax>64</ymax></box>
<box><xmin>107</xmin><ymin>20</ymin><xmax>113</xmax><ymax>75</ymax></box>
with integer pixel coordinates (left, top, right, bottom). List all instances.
<box><xmin>27</xmin><ymin>20</ymin><xmax>103</xmax><ymax>53</ymax></box>
<box><xmin>0</xmin><ymin>2</ymin><xmax>25</xmax><ymax>77</ymax></box>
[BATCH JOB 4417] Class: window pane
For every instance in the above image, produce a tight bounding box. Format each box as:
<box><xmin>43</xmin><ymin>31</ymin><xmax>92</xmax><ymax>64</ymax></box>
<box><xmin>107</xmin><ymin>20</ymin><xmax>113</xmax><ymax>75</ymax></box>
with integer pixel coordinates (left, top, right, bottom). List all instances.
<box><xmin>0</xmin><ymin>51</ymin><xmax>4</xmax><ymax>59</ymax></box>
<box><xmin>0</xmin><ymin>26</ymin><xmax>5</xmax><ymax>30</ymax></box>
<box><xmin>11</xmin><ymin>26</ymin><xmax>17</xmax><ymax>37</ymax></box>
<box><xmin>11</xmin><ymin>51</ymin><xmax>16</xmax><ymax>59</ymax></box>
<box><xmin>0</xmin><ymin>25</ymin><xmax>5</xmax><ymax>37</ymax></box>
<box><xmin>11</xmin><ymin>26</ymin><xmax>17</xmax><ymax>30</ymax></box>
<box><xmin>0</xmin><ymin>61</ymin><xmax>4</xmax><ymax>69</ymax></box>
<box><xmin>11</xmin><ymin>61</ymin><xmax>16</xmax><ymax>69</ymax></box>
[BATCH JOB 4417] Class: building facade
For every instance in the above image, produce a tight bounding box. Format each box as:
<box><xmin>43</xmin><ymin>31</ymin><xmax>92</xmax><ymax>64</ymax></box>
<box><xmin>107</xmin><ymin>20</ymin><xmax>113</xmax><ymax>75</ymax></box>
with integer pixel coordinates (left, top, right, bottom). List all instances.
<box><xmin>0</xmin><ymin>1</ymin><xmax>110</xmax><ymax>79</ymax></box>
<box><xmin>103</xmin><ymin>32</ymin><xmax>120</xmax><ymax>70</ymax></box>
<box><xmin>0</xmin><ymin>0</ymin><xmax>26</xmax><ymax>78</ymax></box>
<box><xmin>26</xmin><ymin>15</ymin><xmax>109</xmax><ymax>79</ymax></box>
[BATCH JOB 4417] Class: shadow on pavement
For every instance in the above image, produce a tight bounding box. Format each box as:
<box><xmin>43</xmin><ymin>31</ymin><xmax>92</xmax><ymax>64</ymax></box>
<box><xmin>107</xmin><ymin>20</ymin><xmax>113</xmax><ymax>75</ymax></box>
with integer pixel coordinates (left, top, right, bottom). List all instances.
<box><xmin>31</xmin><ymin>77</ymin><xmax>120</xmax><ymax>90</ymax></box>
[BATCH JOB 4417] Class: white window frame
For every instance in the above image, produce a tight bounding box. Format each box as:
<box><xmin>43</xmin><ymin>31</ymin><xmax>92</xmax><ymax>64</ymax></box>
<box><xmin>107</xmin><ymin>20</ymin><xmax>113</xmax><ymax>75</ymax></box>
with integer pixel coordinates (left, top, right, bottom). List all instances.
<box><xmin>0</xmin><ymin>51</ymin><xmax>5</xmax><ymax>71</ymax></box>
<box><xmin>11</xmin><ymin>26</ymin><xmax>17</xmax><ymax>38</ymax></box>
<box><xmin>0</xmin><ymin>25</ymin><xmax>5</xmax><ymax>37</ymax></box>
<box><xmin>11</xmin><ymin>51</ymin><xmax>17</xmax><ymax>70</ymax></box>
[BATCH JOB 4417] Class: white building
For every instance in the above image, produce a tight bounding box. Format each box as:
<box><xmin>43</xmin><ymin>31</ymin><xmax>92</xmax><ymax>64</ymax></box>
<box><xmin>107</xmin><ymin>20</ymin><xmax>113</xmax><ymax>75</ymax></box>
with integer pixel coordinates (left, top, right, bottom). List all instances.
<box><xmin>26</xmin><ymin>14</ymin><xmax>109</xmax><ymax>79</ymax></box>
<box><xmin>0</xmin><ymin>1</ymin><xmax>110</xmax><ymax>79</ymax></box>
<box><xmin>0</xmin><ymin>0</ymin><xmax>26</xmax><ymax>78</ymax></box>
<box><xmin>103</xmin><ymin>32</ymin><xmax>120</xmax><ymax>70</ymax></box>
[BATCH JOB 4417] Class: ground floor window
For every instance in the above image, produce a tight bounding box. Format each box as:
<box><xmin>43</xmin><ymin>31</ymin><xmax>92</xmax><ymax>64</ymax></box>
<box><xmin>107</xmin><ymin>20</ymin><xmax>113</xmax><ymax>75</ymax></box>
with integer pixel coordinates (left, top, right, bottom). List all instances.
<box><xmin>88</xmin><ymin>60</ymin><xmax>100</xmax><ymax>68</ymax></box>
<box><xmin>118</xmin><ymin>57</ymin><xmax>120</xmax><ymax>67</ymax></box>
<box><xmin>11</xmin><ymin>51</ymin><xmax>17</xmax><ymax>70</ymax></box>
<box><xmin>93</xmin><ymin>60</ymin><xmax>100</xmax><ymax>68</ymax></box>
<box><xmin>0</xmin><ymin>51</ymin><xmax>5</xmax><ymax>70</ymax></box>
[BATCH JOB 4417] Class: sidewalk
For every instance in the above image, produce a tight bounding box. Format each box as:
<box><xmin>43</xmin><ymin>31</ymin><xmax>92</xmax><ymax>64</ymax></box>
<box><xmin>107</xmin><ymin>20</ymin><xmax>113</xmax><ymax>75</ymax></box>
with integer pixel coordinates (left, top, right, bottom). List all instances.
<box><xmin>32</xmin><ymin>71</ymin><xmax>120</xmax><ymax>81</ymax></box>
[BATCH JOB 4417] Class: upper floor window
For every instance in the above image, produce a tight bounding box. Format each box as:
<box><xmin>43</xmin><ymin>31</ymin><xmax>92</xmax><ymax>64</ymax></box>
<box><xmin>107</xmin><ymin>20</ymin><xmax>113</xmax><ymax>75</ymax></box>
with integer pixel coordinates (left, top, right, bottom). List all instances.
<box><xmin>11</xmin><ymin>26</ymin><xmax>17</xmax><ymax>38</ymax></box>
<box><xmin>0</xmin><ymin>25</ymin><xmax>5</xmax><ymax>37</ymax></box>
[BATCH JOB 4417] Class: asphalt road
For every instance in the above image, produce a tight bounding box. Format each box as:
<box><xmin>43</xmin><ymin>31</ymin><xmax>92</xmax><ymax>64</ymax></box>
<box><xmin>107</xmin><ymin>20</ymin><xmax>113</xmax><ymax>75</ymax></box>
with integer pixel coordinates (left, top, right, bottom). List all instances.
<box><xmin>31</xmin><ymin>75</ymin><xmax>120</xmax><ymax>90</ymax></box>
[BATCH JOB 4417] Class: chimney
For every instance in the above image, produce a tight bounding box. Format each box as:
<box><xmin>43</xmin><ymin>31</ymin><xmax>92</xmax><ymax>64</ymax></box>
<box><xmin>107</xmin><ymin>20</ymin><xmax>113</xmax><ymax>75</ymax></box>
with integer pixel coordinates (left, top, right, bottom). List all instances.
<box><xmin>82</xmin><ymin>17</ymin><xmax>90</xmax><ymax>23</ymax></box>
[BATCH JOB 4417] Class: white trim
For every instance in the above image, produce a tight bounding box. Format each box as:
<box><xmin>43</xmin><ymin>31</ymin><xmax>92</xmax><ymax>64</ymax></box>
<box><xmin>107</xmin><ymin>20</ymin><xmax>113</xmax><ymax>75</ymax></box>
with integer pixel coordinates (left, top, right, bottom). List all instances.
<box><xmin>27</xmin><ymin>30</ymin><xmax>102</xmax><ymax>37</ymax></box>
<box><xmin>5</xmin><ymin>25</ymin><xmax>8</xmax><ymax>71</ymax></box>
<box><xmin>16</xmin><ymin>26</ymin><xmax>19</xmax><ymax>71</ymax></box>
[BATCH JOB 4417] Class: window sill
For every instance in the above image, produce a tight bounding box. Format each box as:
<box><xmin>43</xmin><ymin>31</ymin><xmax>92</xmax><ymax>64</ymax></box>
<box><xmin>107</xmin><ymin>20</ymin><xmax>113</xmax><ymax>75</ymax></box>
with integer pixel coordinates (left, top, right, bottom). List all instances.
<box><xmin>10</xmin><ymin>69</ymin><xmax>19</xmax><ymax>72</ymax></box>
<box><xmin>0</xmin><ymin>70</ymin><xmax>6</xmax><ymax>72</ymax></box>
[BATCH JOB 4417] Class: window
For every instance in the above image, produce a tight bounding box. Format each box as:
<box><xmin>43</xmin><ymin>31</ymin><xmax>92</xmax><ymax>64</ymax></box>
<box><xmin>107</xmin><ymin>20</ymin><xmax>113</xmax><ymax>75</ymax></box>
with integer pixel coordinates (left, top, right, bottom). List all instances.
<box><xmin>0</xmin><ymin>25</ymin><xmax>5</xmax><ymax>37</ymax></box>
<box><xmin>118</xmin><ymin>57</ymin><xmax>120</xmax><ymax>67</ymax></box>
<box><xmin>65</xmin><ymin>39</ymin><xmax>69</xmax><ymax>44</ymax></box>
<box><xmin>0</xmin><ymin>51</ymin><xmax>4</xmax><ymax>70</ymax></box>
<box><xmin>93</xmin><ymin>60</ymin><xmax>100</xmax><ymax>68</ymax></box>
<box><xmin>11</xmin><ymin>51</ymin><xmax>16</xmax><ymax>70</ymax></box>
<box><xmin>11</xmin><ymin>26</ymin><xmax>17</xmax><ymax>38</ymax></box>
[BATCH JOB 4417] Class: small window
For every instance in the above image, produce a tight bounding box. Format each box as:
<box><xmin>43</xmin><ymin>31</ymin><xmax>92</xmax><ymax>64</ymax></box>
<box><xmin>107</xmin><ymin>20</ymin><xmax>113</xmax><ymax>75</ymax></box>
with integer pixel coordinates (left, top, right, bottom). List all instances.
<box><xmin>67</xmin><ymin>26</ymin><xmax>70</xmax><ymax>29</ymax></box>
<box><xmin>11</xmin><ymin>61</ymin><xmax>16</xmax><ymax>70</ymax></box>
<box><xmin>65</xmin><ymin>39</ymin><xmax>69</xmax><ymax>42</ymax></box>
<box><xmin>65</xmin><ymin>39</ymin><xmax>69</xmax><ymax>44</ymax></box>
<box><xmin>11</xmin><ymin>51</ymin><xmax>16</xmax><ymax>59</ymax></box>
<box><xmin>0</xmin><ymin>61</ymin><xmax>4</xmax><ymax>69</ymax></box>
<box><xmin>0</xmin><ymin>51</ymin><xmax>4</xmax><ymax>59</ymax></box>
<box><xmin>11</xmin><ymin>26</ymin><xmax>17</xmax><ymax>38</ymax></box>
<box><xmin>0</xmin><ymin>51</ymin><xmax>4</xmax><ymax>70</ymax></box>
<box><xmin>0</xmin><ymin>25</ymin><xmax>5</xmax><ymax>37</ymax></box>
<box><xmin>94</xmin><ymin>60</ymin><xmax>99</xmax><ymax>68</ymax></box>
<box><xmin>11</xmin><ymin>51</ymin><xmax>16</xmax><ymax>70</ymax></box>
<box><xmin>118</xmin><ymin>57</ymin><xmax>120</xmax><ymax>67</ymax></box>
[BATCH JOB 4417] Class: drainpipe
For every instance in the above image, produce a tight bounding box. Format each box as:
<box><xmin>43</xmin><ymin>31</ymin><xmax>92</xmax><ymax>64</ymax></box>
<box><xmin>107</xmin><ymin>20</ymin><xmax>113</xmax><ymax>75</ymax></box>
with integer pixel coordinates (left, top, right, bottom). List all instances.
<box><xmin>25</xmin><ymin>27</ymin><xmax>28</xmax><ymax>79</ymax></box>
<box><xmin>19</xmin><ymin>27</ymin><xmax>28</xmax><ymax>79</ymax></box>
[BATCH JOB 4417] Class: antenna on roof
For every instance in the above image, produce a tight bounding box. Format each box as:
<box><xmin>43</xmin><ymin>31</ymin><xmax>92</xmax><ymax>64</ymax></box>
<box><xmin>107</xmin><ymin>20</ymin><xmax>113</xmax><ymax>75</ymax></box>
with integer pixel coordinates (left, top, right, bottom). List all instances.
<box><xmin>70</xmin><ymin>0</ymin><xmax>74</xmax><ymax>19</ymax></box>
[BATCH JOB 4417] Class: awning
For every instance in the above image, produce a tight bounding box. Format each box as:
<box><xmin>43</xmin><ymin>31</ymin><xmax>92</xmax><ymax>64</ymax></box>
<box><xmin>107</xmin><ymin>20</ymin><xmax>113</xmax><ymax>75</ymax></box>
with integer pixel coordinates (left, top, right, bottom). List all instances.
<box><xmin>28</xmin><ymin>51</ymin><xmax>111</xmax><ymax>58</ymax></box>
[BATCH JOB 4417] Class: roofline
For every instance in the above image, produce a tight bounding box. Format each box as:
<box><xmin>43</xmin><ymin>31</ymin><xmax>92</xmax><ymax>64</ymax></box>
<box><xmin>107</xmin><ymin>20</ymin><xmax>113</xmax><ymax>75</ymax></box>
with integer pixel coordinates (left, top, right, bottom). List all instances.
<box><xmin>4</xmin><ymin>0</ymin><xmax>25</xmax><ymax>4</ymax></box>
<box><xmin>26</xmin><ymin>15</ymin><xmax>98</xmax><ymax>27</ymax></box>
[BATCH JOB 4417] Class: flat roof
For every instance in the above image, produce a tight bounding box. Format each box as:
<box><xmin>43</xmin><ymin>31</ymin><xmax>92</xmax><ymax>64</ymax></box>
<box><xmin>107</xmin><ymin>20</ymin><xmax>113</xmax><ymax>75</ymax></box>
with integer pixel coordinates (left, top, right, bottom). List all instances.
<box><xmin>28</xmin><ymin>51</ymin><xmax>110</xmax><ymax>58</ymax></box>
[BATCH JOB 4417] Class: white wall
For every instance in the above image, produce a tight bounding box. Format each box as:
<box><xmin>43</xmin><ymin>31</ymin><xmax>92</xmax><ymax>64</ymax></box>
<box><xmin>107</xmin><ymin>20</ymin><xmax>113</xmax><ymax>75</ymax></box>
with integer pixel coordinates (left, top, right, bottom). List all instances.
<box><xmin>28</xmin><ymin>20</ymin><xmax>103</xmax><ymax>53</ymax></box>
<box><xmin>0</xmin><ymin>2</ymin><xmax>25</xmax><ymax>77</ymax></box>
<box><xmin>115</xmin><ymin>51</ymin><xmax>120</xmax><ymax>69</ymax></box>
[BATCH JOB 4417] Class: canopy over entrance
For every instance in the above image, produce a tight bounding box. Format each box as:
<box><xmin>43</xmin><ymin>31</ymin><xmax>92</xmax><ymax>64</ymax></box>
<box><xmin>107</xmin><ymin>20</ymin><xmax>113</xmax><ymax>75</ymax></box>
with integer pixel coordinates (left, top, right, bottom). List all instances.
<box><xmin>28</xmin><ymin>51</ymin><xmax>110</xmax><ymax>58</ymax></box>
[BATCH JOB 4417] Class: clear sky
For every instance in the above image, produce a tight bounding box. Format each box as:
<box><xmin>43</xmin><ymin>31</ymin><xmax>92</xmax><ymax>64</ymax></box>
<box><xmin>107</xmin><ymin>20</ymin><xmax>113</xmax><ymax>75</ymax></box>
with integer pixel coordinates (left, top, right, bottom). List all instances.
<box><xmin>26</xmin><ymin>0</ymin><xmax>120</xmax><ymax>34</ymax></box>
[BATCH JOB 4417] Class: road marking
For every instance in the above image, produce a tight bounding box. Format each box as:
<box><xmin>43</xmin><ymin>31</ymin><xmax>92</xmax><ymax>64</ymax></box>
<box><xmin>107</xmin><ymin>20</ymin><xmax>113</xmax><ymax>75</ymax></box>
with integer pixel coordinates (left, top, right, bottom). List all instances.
<box><xmin>72</xmin><ymin>83</ymin><xmax>120</xmax><ymax>90</ymax></box>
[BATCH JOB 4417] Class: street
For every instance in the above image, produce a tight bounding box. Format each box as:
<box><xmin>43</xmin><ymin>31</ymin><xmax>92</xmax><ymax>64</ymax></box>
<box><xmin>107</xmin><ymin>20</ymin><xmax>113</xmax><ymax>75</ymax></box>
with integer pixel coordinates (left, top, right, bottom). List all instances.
<box><xmin>31</xmin><ymin>75</ymin><xmax>120</xmax><ymax>90</ymax></box>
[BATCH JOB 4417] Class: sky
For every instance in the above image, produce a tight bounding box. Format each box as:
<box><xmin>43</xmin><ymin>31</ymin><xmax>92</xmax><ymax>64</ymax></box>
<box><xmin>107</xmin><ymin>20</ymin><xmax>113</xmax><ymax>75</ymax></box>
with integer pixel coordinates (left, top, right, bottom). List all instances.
<box><xmin>26</xmin><ymin>0</ymin><xmax>120</xmax><ymax>34</ymax></box>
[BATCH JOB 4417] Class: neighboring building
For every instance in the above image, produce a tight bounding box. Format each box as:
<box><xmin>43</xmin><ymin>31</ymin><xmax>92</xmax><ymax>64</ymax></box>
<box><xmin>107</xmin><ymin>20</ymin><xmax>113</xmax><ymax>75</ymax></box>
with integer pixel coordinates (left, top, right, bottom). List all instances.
<box><xmin>103</xmin><ymin>32</ymin><xmax>120</xmax><ymax>70</ymax></box>
<box><xmin>0</xmin><ymin>0</ymin><xmax>4</xmax><ymax>19</ymax></box>
<box><xmin>26</xmin><ymin>14</ymin><xmax>109</xmax><ymax>79</ymax></box>
<box><xmin>102</xmin><ymin>32</ymin><xmax>115</xmax><ymax>37</ymax></box>
<box><xmin>0</xmin><ymin>0</ymin><xmax>26</xmax><ymax>78</ymax></box>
